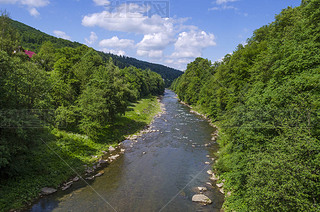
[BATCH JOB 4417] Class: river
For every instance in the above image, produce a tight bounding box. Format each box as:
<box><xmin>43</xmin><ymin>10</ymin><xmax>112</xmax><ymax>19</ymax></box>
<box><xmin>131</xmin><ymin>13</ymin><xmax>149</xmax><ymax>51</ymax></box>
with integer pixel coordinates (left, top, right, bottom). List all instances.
<box><xmin>28</xmin><ymin>89</ymin><xmax>224</xmax><ymax>212</ymax></box>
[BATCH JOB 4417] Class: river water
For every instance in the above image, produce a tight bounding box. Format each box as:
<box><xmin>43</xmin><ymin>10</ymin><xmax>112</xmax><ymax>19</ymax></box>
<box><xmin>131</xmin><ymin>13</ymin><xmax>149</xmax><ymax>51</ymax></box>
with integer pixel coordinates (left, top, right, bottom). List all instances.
<box><xmin>28</xmin><ymin>89</ymin><xmax>224</xmax><ymax>212</ymax></box>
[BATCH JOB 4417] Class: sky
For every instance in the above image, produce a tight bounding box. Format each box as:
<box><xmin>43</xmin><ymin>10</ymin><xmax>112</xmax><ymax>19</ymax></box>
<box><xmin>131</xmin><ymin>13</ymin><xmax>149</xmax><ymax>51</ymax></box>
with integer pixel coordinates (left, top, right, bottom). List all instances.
<box><xmin>0</xmin><ymin>0</ymin><xmax>301</xmax><ymax>70</ymax></box>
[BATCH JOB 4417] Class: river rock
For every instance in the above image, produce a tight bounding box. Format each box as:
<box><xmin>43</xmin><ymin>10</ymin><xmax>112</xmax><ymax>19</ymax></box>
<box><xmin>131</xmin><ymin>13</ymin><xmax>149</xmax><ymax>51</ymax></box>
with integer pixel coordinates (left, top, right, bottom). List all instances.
<box><xmin>102</xmin><ymin>150</ymin><xmax>108</xmax><ymax>154</ymax></box>
<box><xmin>205</xmin><ymin>161</ymin><xmax>210</xmax><ymax>165</ymax></box>
<box><xmin>73</xmin><ymin>176</ymin><xmax>80</xmax><ymax>182</ymax></box>
<box><xmin>206</xmin><ymin>182</ymin><xmax>212</xmax><ymax>186</ymax></box>
<box><xmin>207</xmin><ymin>170</ymin><xmax>213</xmax><ymax>175</ymax></box>
<box><xmin>210</xmin><ymin>173</ymin><xmax>218</xmax><ymax>181</ymax></box>
<box><xmin>120</xmin><ymin>149</ymin><xmax>125</xmax><ymax>153</ymax></box>
<box><xmin>95</xmin><ymin>171</ymin><xmax>104</xmax><ymax>177</ymax></box>
<box><xmin>216</xmin><ymin>182</ymin><xmax>224</xmax><ymax>188</ymax></box>
<box><xmin>41</xmin><ymin>187</ymin><xmax>57</xmax><ymax>195</ymax></box>
<box><xmin>109</xmin><ymin>154</ymin><xmax>120</xmax><ymax>160</ymax></box>
<box><xmin>61</xmin><ymin>182</ymin><xmax>72</xmax><ymax>191</ymax></box>
<box><xmin>109</xmin><ymin>146</ymin><xmax>116</xmax><ymax>152</ymax></box>
<box><xmin>131</xmin><ymin>135</ymin><xmax>138</xmax><ymax>140</ymax></box>
<box><xmin>85</xmin><ymin>176</ymin><xmax>94</xmax><ymax>180</ymax></box>
<box><xmin>197</xmin><ymin>187</ymin><xmax>207</xmax><ymax>192</ymax></box>
<box><xmin>192</xmin><ymin>194</ymin><xmax>212</xmax><ymax>204</ymax></box>
<box><xmin>86</xmin><ymin>167</ymin><xmax>94</xmax><ymax>174</ymax></box>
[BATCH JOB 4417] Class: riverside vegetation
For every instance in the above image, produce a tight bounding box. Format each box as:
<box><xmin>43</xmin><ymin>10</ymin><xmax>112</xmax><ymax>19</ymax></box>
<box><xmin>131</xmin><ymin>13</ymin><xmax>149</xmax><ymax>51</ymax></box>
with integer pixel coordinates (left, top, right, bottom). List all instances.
<box><xmin>172</xmin><ymin>0</ymin><xmax>320</xmax><ymax>211</ymax></box>
<box><xmin>0</xmin><ymin>12</ymin><xmax>165</xmax><ymax>211</ymax></box>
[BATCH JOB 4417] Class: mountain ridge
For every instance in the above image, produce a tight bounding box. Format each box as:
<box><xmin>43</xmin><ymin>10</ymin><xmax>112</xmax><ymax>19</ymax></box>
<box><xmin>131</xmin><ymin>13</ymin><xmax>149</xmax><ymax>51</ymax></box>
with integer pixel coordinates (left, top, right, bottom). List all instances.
<box><xmin>10</xmin><ymin>18</ymin><xmax>183</xmax><ymax>86</ymax></box>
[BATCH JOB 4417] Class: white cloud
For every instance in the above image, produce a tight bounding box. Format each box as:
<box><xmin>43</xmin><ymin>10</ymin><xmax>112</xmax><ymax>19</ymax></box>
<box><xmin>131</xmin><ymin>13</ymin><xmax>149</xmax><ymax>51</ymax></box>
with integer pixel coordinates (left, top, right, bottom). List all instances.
<box><xmin>209</xmin><ymin>5</ymin><xmax>237</xmax><ymax>11</ymax></box>
<box><xmin>99</xmin><ymin>36</ymin><xmax>134</xmax><ymax>48</ymax></box>
<box><xmin>215</xmin><ymin>0</ymin><xmax>238</xmax><ymax>5</ymax></box>
<box><xmin>28</xmin><ymin>7</ymin><xmax>39</xmax><ymax>17</ymax></box>
<box><xmin>210</xmin><ymin>0</ymin><xmax>239</xmax><ymax>11</ymax></box>
<box><xmin>85</xmin><ymin>32</ymin><xmax>98</xmax><ymax>45</ymax></box>
<box><xmin>137</xmin><ymin>49</ymin><xmax>163</xmax><ymax>58</ymax></box>
<box><xmin>0</xmin><ymin>0</ymin><xmax>49</xmax><ymax>16</ymax></box>
<box><xmin>53</xmin><ymin>30</ymin><xmax>71</xmax><ymax>40</ymax></box>
<box><xmin>93</xmin><ymin>0</ymin><xmax>109</xmax><ymax>6</ymax></box>
<box><xmin>82</xmin><ymin>3</ymin><xmax>177</xmax><ymax>35</ymax></box>
<box><xmin>101</xmin><ymin>48</ymin><xmax>126</xmax><ymax>56</ymax></box>
<box><xmin>136</xmin><ymin>31</ymin><xmax>175</xmax><ymax>58</ymax></box>
<box><xmin>137</xmin><ymin>32</ymin><xmax>174</xmax><ymax>50</ymax></box>
<box><xmin>171</xmin><ymin>30</ymin><xmax>216</xmax><ymax>58</ymax></box>
<box><xmin>83</xmin><ymin>2</ymin><xmax>217</xmax><ymax>69</ymax></box>
<box><xmin>164</xmin><ymin>58</ymin><xmax>193</xmax><ymax>70</ymax></box>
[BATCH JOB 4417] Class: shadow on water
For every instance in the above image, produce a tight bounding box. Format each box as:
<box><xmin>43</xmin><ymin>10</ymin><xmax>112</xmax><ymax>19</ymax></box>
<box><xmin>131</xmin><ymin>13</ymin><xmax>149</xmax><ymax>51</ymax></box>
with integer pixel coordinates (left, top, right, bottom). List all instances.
<box><xmin>28</xmin><ymin>89</ymin><xmax>224</xmax><ymax>212</ymax></box>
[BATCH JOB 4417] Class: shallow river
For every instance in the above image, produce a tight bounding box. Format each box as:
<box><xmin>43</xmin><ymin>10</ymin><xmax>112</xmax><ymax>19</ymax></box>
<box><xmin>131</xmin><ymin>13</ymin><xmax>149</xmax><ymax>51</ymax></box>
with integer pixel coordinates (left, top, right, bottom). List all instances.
<box><xmin>28</xmin><ymin>89</ymin><xmax>224</xmax><ymax>212</ymax></box>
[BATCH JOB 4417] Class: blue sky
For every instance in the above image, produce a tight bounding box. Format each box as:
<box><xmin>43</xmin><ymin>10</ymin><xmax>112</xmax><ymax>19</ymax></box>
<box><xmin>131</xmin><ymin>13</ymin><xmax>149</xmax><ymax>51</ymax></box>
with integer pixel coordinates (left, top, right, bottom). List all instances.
<box><xmin>0</xmin><ymin>0</ymin><xmax>301</xmax><ymax>70</ymax></box>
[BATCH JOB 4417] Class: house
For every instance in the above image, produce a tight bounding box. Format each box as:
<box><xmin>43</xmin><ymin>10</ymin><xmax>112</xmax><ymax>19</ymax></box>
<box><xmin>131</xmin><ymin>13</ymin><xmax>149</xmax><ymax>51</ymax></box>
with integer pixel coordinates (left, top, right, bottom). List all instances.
<box><xmin>12</xmin><ymin>46</ymin><xmax>36</xmax><ymax>58</ymax></box>
<box><xmin>24</xmin><ymin>50</ymin><xmax>36</xmax><ymax>58</ymax></box>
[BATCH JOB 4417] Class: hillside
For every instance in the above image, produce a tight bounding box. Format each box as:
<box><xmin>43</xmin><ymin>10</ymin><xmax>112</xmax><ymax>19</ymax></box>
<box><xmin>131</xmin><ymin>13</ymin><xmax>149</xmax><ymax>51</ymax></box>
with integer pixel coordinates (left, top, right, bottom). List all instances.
<box><xmin>10</xmin><ymin>19</ymin><xmax>182</xmax><ymax>86</ymax></box>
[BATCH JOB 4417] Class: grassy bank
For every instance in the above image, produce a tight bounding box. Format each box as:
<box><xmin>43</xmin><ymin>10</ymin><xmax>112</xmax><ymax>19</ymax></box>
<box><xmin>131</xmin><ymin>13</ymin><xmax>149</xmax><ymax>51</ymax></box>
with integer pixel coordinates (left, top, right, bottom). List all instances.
<box><xmin>0</xmin><ymin>95</ymin><xmax>161</xmax><ymax>212</ymax></box>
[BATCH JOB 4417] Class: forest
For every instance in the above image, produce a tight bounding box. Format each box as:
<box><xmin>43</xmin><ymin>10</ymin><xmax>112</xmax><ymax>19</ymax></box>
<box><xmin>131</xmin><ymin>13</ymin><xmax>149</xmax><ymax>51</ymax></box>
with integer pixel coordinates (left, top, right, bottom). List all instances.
<box><xmin>10</xmin><ymin>19</ymin><xmax>183</xmax><ymax>87</ymax></box>
<box><xmin>0</xmin><ymin>12</ymin><xmax>165</xmax><ymax>210</ymax></box>
<box><xmin>172</xmin><ymin>0</ymin><xmax>320</xmax><ymax>211</ymax></box>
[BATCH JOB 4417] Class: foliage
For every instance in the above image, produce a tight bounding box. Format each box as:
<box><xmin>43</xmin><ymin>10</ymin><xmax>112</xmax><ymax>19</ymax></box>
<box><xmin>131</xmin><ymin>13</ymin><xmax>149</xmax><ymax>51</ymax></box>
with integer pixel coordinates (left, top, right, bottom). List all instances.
<box><xmin>9</xmin><ymin>18</ymin><xmax>182</xmax><ymax>87</ymax></box>
<box><xmin>0</xmin><ymin>13</ymin><xmax>165</xmax><ymax>211</ymax></box>
<box><xmin>172</xmin><ymin>1</ymin><xmax>320</xmax><ymax>211</ymax></box>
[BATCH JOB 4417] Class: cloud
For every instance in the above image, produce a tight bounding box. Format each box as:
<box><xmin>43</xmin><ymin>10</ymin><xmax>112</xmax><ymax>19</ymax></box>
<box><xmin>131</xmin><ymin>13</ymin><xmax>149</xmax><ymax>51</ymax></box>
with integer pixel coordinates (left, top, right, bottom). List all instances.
<box><xmin>215</xmin><ymin>0</ymin><xmax>238</xmax><ymax>5</ymax></box>
<box><xmin>137</xmin><ymin>49</ymin><xmax>163</xmax><ymax>58</ymax></box>
<box><xmin>171</xmin><ymin>30</ymin><xmax>216</xmax><ymax>58</ymax></box>
<box><xmin>82</xmin><ymin>3</ymin><xmax>177</xmax><ymax>35</ymax></box>
<box><xmin>93</xmin><ymin>0</ymin><xmax>109</xmax><ymax>6</ymax></box>
<box><xmin>0</xmin><ymin>0</ymin><xmax>49</xmax><ymax>16</ymax></box>
<box><xmin>28</xmin><ymin>7</ymin><xmax>39</xmax><ymax>16</ymax></box>
<box><xmin>99</xmin><ymin>36</ymin><xmax>134</xmax><ymax>48</ymax></box>
<box><xmin>209</xmin><ymin>5</ymin><xmax>237</xmax><ymax>11</ymax></box>
<box><xmin>164</xmin><ymin>58</ymin><xmax>194</xmax><ymax>70</ymax></box>
<box><xmin>101</xmin><ymin>48</ymin><xmax>126</xmax><ymax>56</ymax></box>
<box><xmin>53</xmin><ymin>30</ymin><xmax>71</xmax><ymax>40</ymax></box>
<box><xmin>83</xmin><ymin>2</ymin><xmax>216</xmax><ymax>70</ymax></box>
<box><xmin>136</xmin><ymin>31</ymin><xmax>175</xmax><ymax>58</ymax></box>
<box><xmin>85</xmin><ymin>32</ymin><xmax>98</xmax><ymax>45</ymax></box>
<box><xmin>209</xmin><ymin>0</ymin><xmax>239</xmax><ymax>11</ymax></box>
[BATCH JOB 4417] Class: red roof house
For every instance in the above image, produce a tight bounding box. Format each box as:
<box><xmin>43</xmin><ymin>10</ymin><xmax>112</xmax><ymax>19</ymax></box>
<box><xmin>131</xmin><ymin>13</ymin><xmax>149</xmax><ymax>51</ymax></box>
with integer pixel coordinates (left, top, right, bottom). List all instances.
<box><xmin>24</xmin><ymin>50</ymin><xmax>36</xmax><ymax>58</ymax></box>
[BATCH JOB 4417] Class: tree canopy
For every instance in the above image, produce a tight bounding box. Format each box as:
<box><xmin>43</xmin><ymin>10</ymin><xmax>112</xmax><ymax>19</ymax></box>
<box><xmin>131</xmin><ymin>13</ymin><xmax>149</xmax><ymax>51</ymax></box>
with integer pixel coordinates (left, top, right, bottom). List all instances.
<box><xmin>172</xmin><ymin>1</ymin><xmax>320</xmax><ymax>211</ymax></box>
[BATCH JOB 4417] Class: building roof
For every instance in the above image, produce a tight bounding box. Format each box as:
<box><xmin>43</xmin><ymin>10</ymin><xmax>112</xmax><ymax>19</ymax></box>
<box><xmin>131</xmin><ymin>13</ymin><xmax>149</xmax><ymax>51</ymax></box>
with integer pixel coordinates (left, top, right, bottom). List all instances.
<box><xmin>24</xmin><ymin>50</ymin><xmax>36</xmax><ymax>58</ymax></box>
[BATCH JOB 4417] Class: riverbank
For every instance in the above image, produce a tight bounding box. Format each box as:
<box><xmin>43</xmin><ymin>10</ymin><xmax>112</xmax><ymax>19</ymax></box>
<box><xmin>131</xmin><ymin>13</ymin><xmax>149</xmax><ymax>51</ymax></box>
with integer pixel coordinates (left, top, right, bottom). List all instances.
<box><xmin>178</xmin><ymin>99</ymin><xmax>229</xmax><ymax>198</ymax></box>
<box><xmin>0</xmin><ymin>96</ymin><xmax>161</xmax><ymax>212</ymax></box>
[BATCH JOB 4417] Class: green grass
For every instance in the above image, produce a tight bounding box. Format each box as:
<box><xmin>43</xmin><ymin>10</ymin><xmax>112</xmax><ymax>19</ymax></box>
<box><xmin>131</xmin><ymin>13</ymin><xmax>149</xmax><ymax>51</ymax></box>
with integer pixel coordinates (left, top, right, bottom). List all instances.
<box><xmin>0</xmin><ymin>96</ymin><xmax>160</xmax><ymax>212</ymax></box>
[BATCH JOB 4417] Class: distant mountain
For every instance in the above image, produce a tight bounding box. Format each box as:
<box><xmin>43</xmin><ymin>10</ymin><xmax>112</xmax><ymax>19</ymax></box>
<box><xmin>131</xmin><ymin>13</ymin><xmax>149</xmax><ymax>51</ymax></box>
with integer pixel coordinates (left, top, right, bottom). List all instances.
<box><xmin>10</xmin><ymin>19</ymin><xmax>183</xmax><ymax>86</ymax></box>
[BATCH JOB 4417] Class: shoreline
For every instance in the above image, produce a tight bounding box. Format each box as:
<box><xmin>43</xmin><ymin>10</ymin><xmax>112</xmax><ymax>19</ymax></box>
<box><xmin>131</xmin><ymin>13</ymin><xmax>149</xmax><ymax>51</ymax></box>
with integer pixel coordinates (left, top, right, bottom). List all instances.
<box><xmin>177</xmin><ymin>99</ymin><xmax>229</xmax><ymax>197</ymax></box>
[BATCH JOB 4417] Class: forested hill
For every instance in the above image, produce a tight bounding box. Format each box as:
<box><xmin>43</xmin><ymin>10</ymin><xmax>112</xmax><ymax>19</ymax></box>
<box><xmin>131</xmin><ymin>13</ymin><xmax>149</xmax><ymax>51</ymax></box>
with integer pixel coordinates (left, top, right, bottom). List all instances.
<box><xmin>10</xmin><ymin>19</ymin><xmax>183</xmax><ymax>86</ymax></box>
<box><xmin>172</xmin><ymin>0</ymin><xmax>320</xmax><ymax>211</ymax></box>
<box><xmin>104</xmin><ymin>53</ymin><xmax>183</xmax><ymax>87</ymax></box>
